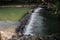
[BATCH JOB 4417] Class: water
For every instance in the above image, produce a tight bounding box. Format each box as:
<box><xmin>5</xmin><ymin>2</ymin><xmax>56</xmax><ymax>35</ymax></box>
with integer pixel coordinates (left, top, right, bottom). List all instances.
<box><xmin>24</xmin><ymin>7</ymin><xmax>45</xmax><ymax>36</ymax></box>
<box><xmin>0</xmin><ymin>20</ymin><xmax>19</xmax><ymax>32</ymax></box>
<box><xmin>23</xmin><ymin>7</ymin><xmax>60</xmax><ymax>36</ymax></box>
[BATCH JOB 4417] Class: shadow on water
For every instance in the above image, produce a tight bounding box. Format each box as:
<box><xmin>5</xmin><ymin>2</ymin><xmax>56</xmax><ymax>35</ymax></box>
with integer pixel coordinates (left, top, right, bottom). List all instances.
<box><xmin>40</xmin><ymin>8</ymin><xmax>60</xmax><ymax>35</ymax></box>
<box><xmin>43</xmin><ymin>9</ymin><xmax>60</xmax><ymax>35</ymax></box>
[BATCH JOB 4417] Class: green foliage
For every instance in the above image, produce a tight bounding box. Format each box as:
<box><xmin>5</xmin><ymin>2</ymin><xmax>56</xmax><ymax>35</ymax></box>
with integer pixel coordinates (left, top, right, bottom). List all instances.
<box><xmin>0</xmin><ymin>0</ymin><xmax>42</xmax><ymax>5</ymax></box>
<box><xmin>48</xmin><ymin>0</ymin><xmax>60</xmax><ymax>17</ymax></box>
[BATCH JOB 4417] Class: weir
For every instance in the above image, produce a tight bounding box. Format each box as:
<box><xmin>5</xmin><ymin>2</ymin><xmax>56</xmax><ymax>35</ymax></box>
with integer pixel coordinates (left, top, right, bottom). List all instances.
<box><xmin>14</xmin><ymin>7</ymin><xmax>60</xmax><ymax>40</ymax></box>
<box><xmin>23</xmin><ymin>7</ymin><xmax>46</xmax><ymax>36</ymax></box>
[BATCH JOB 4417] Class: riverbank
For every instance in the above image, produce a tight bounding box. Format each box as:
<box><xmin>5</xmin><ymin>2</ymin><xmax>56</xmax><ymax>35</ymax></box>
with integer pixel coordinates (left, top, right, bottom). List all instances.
<box><xmin>0</xmin><ymin>4</ymin><xmax>38</xmax><ymax>8</ymax></box>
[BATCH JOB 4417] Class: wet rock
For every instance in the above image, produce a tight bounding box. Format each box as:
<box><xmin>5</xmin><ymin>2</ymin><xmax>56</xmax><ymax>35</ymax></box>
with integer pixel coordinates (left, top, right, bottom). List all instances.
<box><xmin>15</xmin><ymin>11</ymin><xmax>32</xmax><ymax>35</ymax></box>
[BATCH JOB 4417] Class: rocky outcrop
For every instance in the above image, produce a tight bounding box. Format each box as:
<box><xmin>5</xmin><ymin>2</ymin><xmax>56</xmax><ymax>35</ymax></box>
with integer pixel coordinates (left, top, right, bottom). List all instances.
<box><xmin>15</xmin><ymin>10</ymin><xmax>33</xmax><ymax>36</ymax></box>
<box><xmin>9</xmin><ymin>33</ymin><xmax>60</xmax><ymax>40</ymax></box>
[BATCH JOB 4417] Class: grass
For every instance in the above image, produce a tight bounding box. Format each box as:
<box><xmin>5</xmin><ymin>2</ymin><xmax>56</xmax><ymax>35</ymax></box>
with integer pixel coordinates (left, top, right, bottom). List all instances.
<box><xmin>0</xmin><ymin>7</ymin><xmax>31</xmax><ymax>21</ymax></box>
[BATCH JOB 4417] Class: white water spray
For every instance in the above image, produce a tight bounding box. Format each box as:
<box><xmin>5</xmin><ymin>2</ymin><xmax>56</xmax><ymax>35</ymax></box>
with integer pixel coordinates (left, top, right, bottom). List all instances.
<box><xmin>24</xmin><ymin>7</ymin><xmax>44</xmax><ymax>36</ymax></box>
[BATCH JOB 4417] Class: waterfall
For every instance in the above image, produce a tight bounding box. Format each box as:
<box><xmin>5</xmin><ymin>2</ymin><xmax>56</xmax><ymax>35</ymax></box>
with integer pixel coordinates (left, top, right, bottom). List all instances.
<box><xmin>23</xmin><ymin>7</ymin><xmax>45</xmax><ymax>36</ymax></box>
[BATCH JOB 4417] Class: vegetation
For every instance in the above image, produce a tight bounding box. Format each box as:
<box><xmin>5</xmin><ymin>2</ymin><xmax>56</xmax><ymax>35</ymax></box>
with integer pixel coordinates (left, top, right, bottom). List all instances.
<box><xmin>0</xmin><ymin>0</ymin><xmax>42</xmax><ymax>5</ymax></box>
<box><xmin>49</xmin><ymin>0</ymin><xmax>60</xmax><ymax>18</ymax></box>
<box><xmin>40</xmin><ymin>0</ymin><xmax>60</xmax><ymax>18</ymax></box>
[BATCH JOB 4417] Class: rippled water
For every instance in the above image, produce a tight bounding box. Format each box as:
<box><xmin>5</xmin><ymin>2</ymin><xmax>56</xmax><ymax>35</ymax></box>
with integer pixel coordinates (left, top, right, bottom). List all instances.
<box><xmin>0</xmin><ymin>20</ymin><xmax>19</xmax><ymax>32</ymax></box>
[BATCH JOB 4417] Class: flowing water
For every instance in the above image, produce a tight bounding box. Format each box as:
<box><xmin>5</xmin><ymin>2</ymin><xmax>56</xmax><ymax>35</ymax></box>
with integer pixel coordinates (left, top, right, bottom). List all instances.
<box><xmin>24</xmin><ymin>7</ymin><xmax>46</xmax><ymax>36</ymax></box>
<box><xmin>23</xmin><ymin>7</ymin><xmax>60</xmax><ymax>37</ymax></box>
